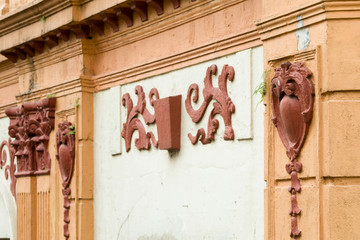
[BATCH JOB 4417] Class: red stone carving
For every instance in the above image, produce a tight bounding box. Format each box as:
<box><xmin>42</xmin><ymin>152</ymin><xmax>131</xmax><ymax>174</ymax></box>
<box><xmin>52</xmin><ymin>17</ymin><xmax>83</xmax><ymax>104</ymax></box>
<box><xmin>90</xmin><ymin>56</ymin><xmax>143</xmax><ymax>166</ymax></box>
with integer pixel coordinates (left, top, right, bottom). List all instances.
<box><xmin>153</xmin><ymin>95</ymin><xmax>181</xmax><ymax>150</ymax></box>
<box><xmin>28</xmin><ymin>40</ymin><xmax>44</xmax><ymax>54</ymax></box>
<box><xmin>55</xmin><ymin>29</ymin><xmax>71</xmax><ymax>42</ymax></box>
<box><xmin>170</xmin><ymin>0</ymin><xmax>180</xmax><ymax>9</ymax></box>
<box><xmin>185</xmin><ymin>64</ymin><xmax>235</xmax><ymax>145</ymax></box>
<box><xmin>20</xmin><ymin>44</ymin><xmax>35</xmax><ymax>57</ymax></box>
<box><xmin>56</xmin><ymin>121</ymin><xmax>75</xmax><ymax>240</ymax></box>
<box><xmin>122</xmin><ymin>86</ymin><xmax>159</xmax><ymax>152</ymax></box>
<box><xmin>146</xmin><ymin>0</ymin><xmax>164</xmax><ymax>16</ymax></box>
<box><xmin>87</xmin><ymin>20</ymin><xmax>105</xmax><ymax>36</ymax></box>
<box><xmin>44</xmin><ymin>35</ymin><xmax>58</xmax><ymax>49</ymax></box>
<box><xmin>129</xmin><ymin>1</ymin><xmax>148</xmax><ymax>22</ymax></box>
<box><xmin>0</xmin><ymin>139</ymin><xmax>17</xmax><ymax>199</ymax></box>
<box><xmin>271</xmin><ymin>61</ymin><xmax>314</xmax><ymax>239</ymax></box>
<box><xmin>70</xmin><ymin>24</ymin><xmax>90</xmax><ymax>39</ymax></box>
<box><xmin>5</xmin><ymin>98</ymin><xmax>56</xmax><ymax>177</ymax></box>
<box><xmin>1</xmin><ymin>51</ymin><xmax>18</xmax><ymax>63</ymax></box>
<box><xmin>12</xmin><ymin>48</ymin><xmax>27</xmax><ymax>60</ymax></box>
<box><xmin>115</xmin><ymin>7</ymin><xmax>134</xmax><ymax>27</ymax></box>
<box><xmin>101</xmin><ymin>13</ymin><xmax>119</xmax><ymax>33</ymax></box>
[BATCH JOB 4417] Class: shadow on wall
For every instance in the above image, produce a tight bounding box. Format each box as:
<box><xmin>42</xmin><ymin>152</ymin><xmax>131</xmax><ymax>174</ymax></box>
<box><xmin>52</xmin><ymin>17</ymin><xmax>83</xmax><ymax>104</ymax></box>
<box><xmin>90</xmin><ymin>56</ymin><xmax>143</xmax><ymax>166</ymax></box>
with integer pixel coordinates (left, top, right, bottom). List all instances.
<box><xmin>0</xmin><ymin>180</ymin><xmax>16</xmax><ymax>240</ymax></box>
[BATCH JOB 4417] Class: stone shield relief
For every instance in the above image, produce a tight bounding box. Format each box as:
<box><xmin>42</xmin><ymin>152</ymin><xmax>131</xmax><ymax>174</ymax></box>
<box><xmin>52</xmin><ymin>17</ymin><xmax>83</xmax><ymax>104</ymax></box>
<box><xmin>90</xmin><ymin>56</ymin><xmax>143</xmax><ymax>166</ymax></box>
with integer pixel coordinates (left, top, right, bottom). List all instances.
<box><xmin>271</xmin><ymin>61</ymin><xmax>314</xmax><ymax>239</ymax></box>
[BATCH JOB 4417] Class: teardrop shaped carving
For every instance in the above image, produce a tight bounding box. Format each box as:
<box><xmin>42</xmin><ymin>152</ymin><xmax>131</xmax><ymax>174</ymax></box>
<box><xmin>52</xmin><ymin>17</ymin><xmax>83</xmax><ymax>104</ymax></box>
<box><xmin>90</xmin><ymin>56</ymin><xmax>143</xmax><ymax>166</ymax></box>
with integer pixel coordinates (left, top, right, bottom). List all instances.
<box><xmin>279</xmin><ymin>95</ymin><xmax>304</xmax><ymax>147</ymax></box>
<box><xmin>271</xmin><ymin>61</ymin><xmax>314</xmax><ymax>239</ymax></box>
<box><xmin>271</xmin><ymin>62</ymin><xmax>314</xmax><ymax>160</ymax></box>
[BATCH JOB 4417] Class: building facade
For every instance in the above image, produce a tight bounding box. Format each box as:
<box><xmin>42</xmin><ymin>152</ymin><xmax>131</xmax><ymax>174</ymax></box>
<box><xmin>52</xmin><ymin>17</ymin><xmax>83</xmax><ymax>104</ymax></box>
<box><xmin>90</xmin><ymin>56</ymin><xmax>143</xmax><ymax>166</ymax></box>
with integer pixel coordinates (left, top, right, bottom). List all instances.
<box><xmin>0</xmin><ymin>0</ymin><xmax>359</xmax><ymax>239</ymax></box>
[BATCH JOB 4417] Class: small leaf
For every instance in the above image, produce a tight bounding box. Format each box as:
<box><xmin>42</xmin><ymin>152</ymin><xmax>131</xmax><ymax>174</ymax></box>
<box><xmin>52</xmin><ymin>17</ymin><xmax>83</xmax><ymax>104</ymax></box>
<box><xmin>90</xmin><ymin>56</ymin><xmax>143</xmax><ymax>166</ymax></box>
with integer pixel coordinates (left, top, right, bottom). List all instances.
<box><xmin>40</xmin><ymin>16</ymin><xmax>46</xmax><ymax>22</ymax></box>
<box><xmin>253</xmin><ymin>69</ymin><xmax>268</xmax><ymax>110</ymax></box>
<box><xmin>47</xmin><ymin>93</ymin><xmax>55</xmax><ymax>98</ymax></box>
<box><xmin>75</xmin><ymin>97</ymin><xmax>80</xmax><ymax>107</ymax></box>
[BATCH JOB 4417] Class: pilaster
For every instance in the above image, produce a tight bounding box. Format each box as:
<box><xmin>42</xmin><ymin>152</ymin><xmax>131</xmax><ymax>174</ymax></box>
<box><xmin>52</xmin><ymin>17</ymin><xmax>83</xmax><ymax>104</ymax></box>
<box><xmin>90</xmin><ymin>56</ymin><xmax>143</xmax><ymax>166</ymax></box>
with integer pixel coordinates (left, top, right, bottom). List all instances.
<box><xmin>259</xmin><ymin>0</ymin><xmax>360</xmax><ymax>239</ymax></box>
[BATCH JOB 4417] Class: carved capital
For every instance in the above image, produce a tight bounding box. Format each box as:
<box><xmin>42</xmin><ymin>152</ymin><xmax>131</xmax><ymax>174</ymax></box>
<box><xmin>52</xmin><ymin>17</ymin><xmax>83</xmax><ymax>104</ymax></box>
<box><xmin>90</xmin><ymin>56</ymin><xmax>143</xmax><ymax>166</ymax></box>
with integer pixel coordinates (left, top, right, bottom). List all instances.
<box><xmin>5</xmin><ymin>98</ymin><xmax>56</xmax><ymax>177</ymax></box>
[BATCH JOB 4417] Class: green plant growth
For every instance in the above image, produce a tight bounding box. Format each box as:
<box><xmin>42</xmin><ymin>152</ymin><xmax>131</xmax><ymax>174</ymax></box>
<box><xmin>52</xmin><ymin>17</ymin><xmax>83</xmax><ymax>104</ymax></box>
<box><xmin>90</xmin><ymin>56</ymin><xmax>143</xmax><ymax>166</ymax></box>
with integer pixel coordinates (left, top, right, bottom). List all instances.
<box><xmin>47</xmin><ymin>93</ymin><xmax>55</xmax><ymax>98</ymax></box>
<box><xmin>66</xmin><ymin>125</ymin><xmax>76</xmax><ymax>136</ymax></box>
<box><xmin>253</xmin><ymin>69</ymin><xmax>268</xmax><ymax>109</ymax></box>
<box><xmin>40</xmin><ymin>16</ymin><xmax>46</xmax><ymax>22</ymax></box>
<box><xmin>75</xmin><ymin>97</ymin><xmax>80</xmax><ymax>107</ymax></box>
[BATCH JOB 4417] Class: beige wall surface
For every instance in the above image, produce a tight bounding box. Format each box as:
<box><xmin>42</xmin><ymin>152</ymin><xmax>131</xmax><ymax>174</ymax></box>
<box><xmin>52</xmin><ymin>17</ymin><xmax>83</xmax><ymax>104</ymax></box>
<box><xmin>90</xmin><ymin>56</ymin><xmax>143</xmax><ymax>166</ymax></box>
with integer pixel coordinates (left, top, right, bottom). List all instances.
<box><xmin>0</xmin><ymin>0</ymin><xmax>359</xmax><ymax>239</ymax></box>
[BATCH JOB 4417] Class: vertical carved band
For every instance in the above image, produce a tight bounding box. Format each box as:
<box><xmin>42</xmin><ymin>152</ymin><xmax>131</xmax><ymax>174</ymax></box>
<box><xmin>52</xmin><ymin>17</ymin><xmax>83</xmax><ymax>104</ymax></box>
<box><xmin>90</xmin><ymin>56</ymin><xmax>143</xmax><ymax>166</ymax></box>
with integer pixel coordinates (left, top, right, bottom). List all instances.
<box><xmin>185</xmin><ymin>64</ymin><xmax>235</xmax><ymax>144</ymax></box>
<box><xmin>0</xmin><ymin>139</ymin><xmax>16</xmax><ymax>199</ymax></box>
<box><xmin>56</xmin><ymin>121</ymin><xmax>75</xmax><ymax>240</ymax></box>
<box><xmin>5</xmin><ymin>98</ymin><xmax>56</xmax><ymax>177</ymax></box>
<box><xmin>271</xmin><ymin>62</ymin><xmax>314</xmax><ymax>239</ymax></box>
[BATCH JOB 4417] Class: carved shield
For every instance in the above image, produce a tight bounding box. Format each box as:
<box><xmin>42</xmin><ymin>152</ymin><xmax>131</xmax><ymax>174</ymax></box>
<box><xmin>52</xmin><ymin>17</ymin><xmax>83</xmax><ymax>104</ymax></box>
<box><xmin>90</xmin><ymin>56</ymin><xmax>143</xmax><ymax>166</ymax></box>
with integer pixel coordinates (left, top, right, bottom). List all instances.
<box><xmin>271</xmin><ymin>62</ymin><xmax>314</xmax><ymax>160</ymax></box>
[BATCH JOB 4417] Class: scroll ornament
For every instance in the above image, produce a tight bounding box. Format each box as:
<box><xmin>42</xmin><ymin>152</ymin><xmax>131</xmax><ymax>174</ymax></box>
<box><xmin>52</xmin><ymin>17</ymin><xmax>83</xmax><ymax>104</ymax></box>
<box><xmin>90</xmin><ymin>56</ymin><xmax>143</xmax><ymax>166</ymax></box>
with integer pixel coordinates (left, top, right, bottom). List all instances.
<box><xmin>0</xmin><ymin>139</ymin><xmax>16</xmax><ymax>199</ymax></box>
<box><xmin>122</xmin><ymin>85</ymin><xmax>159</xmax><ymax>152</ymax></box>
<box><xmin>5</xmin><ymin>98</ymin><xmax>56</xmax><ymax>177</ymax></box>
<box><xmin>271</xmin><ymin>62</ymin><xmax>314</xmax><ymax>239</ymax></box>
<box><xmin>56</xmin><ymin>121</ymin><xmax>75</xmax><ymax>240</ymax></box>
<box><xmin>185</xmin><ymin>64</ymin><xmax>235</xmax><ymax>144</ymax></box>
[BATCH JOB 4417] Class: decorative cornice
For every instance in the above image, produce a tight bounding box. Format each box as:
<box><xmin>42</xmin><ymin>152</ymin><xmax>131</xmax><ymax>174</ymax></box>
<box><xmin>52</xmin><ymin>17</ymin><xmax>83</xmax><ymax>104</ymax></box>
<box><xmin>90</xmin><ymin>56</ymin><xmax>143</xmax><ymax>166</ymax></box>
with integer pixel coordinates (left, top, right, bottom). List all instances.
<box><xmin>15</xmin><ymin>77</ymin><xmax>96</xmax><ymax>100</ymax></box>
<box><xmin>0</xmin><ymin>59</ymin><xmax>17</xmax><ymax>88</ymax></box>
<box><xmin>256</xmin><ymin>0</ymin><xmax>360</xmax><ymax>40</ymax></box>
<box><xmin>0</xmin><ymin>72</ymin><xmax>17</xmax><ymax>88</ymax></box>
<box><xmin>0</xmin><ymin>0</ymin><xmax>73</xmax><ymax>37</ymax></box>
<box><xmin>94</xmin><ymin>0</ymin><xmax>246</xmax><ymax>54</ymax></box>
<box><xmin>15</xmin><ymin>40</ymin><xmax>84</xmax><ymax>75</ymax></box>
<box><xmin>0</xmin><ymin>0</ymin><xmax>206</xmax><ymax>63</ymax></box>
<box><xmin>95</xmin><ymin>29</ymin><xmax>260</xmax><ymax>91</ymax></box>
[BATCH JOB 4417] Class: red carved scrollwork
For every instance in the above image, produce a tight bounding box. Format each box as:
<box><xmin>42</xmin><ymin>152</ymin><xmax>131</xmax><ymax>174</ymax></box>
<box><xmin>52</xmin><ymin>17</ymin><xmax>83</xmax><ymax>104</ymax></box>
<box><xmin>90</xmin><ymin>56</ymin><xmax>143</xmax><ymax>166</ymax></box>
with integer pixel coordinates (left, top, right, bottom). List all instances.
<box><xmin>0</xmin><ymin>139</ymin><xmax>17</xmax><ymax>199</ymax></box>
<box><xmin>56</xmin><ymin>121</ymin><xmax>75</xmax><ymax>240</ymax></box>
<box><xmin>185</xmin><ymin>64</ymin><xmax>235</xmax><ymax>144</ymax></box>
<box><xmin>271</xmin><ymin>62</ymin><xmax>314</xmax><ymax>239</ymax></box>
<box><xmin>122</xmin><ymin>86</ymin><xmax>159</xmax><ymax>152</ymax></box>
<box><xmin>5</xmin><ymin>98</ymin><xmax>56</xmax><ymax>177</ymax></box>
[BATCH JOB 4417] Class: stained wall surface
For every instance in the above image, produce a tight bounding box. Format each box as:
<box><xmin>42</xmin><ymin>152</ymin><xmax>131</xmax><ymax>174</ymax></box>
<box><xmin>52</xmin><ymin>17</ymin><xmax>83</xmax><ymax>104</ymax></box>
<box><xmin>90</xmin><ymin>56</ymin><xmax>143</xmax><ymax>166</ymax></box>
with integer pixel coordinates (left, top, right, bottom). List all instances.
<box><xmin>94</xmin><ymin>46</ymin><xmax>265</xmax><ymax>239</ymax></box>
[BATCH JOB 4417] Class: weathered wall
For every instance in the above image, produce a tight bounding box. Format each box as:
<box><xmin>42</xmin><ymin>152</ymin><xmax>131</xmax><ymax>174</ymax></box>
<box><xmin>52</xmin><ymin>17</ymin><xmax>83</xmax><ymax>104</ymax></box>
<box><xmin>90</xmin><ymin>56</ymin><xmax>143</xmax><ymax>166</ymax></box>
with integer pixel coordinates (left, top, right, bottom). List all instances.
<box><xmin>94</xmin><ymin>46</ymin><xmax>265</xmax><ymax>239</ymax></box>
<box><xmin>259</xmin><ymin>1</ymin><xmax>360</xmax><ymax>239</ymax></box>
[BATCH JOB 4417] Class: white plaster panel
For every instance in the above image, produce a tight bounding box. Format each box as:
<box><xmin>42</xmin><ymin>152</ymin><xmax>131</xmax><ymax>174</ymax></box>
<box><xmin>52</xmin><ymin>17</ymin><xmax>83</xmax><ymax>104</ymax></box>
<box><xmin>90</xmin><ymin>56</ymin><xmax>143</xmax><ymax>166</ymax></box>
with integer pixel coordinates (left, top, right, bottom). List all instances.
<box><xmin>109</xmin><ymin>86</ymin><xmax>122</xmax><ymax>155</ymax></box>
<box><xmin>0</xmin><ymin>117</ymin><xmax>16</xmax><ymax>240</ymax></box>
<box><xmin>94</xmin><ymin>46</ymin><xmax>265</xmax><ymax>240</ymax></box>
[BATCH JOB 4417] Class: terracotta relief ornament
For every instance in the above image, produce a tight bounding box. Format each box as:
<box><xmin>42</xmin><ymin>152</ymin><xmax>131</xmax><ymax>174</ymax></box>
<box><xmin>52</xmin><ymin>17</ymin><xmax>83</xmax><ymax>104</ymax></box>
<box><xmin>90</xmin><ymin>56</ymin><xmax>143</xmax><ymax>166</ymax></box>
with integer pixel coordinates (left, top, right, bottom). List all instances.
<box><xmin>5</xmin><ymin>98</ymin><xmax>56</xmax><ymax>177</ymax></box>
<box><xmin>56</xmin><ymin>121</ymin><xmax>75</xmax><ymax>240</ymax></box>
<box><xmin>185</xmin><ymin>64</ymin><xmax>235</xmax><ymax>144</ymax></box>
<box><xmin>0</xmin><ymin>139</ymin><xmax>16</xmax><ymax>199</ymax></box>
<box><xmin>122</xmin><ymin>85</ymin><xmax>159</xmax><ymax>152</ymax></box>
<box><xmin>271</xmin><ymin>61</ymin><xmax>314</xmax><ymax>239</ymax></box>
